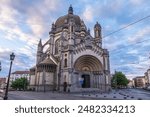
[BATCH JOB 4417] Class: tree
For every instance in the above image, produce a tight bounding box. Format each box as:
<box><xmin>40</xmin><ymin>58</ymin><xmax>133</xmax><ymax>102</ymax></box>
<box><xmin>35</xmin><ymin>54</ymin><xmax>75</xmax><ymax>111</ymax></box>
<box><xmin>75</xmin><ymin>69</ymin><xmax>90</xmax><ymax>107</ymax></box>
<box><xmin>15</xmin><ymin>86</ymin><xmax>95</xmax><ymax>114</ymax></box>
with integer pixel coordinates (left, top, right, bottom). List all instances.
<box><xmin>11</xmin><ymin>77</ymin><xmax>28</xmax><ymax>90</ymax></box>
<box><xmin>111</xmin><ymin>71</ymin><xmax>129</xmax><ymax>88</ymax></box>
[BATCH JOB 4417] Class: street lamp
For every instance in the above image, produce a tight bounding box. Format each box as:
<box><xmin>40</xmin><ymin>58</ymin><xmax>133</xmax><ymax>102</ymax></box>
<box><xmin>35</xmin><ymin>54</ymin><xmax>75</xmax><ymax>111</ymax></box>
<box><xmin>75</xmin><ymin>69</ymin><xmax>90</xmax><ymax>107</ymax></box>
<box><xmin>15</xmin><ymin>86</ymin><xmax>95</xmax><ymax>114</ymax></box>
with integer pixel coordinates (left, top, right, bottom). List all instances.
<box><xmin>3</xmin><ymin>53</ymin><xmax>15</xmax><ymax>100</ymax></box>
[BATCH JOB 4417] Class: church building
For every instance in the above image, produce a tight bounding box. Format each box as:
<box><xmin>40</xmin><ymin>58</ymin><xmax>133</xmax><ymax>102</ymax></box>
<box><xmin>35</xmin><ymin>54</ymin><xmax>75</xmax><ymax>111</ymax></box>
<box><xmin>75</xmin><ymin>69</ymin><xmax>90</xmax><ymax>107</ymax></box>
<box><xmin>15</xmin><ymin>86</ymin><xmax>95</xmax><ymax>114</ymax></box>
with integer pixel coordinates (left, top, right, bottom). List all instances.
<box><xmin>29</xmin><ymin>6</ymin><xmax>111</xmax><ymax>92</ymax></box>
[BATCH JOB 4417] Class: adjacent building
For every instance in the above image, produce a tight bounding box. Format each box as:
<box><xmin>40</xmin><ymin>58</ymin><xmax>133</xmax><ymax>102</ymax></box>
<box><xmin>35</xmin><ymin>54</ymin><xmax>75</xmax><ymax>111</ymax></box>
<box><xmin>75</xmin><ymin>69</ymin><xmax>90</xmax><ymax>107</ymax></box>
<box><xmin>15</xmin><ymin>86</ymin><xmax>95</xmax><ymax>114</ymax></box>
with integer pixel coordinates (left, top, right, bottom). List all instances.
<box><xmin>10</xmin><ymin>70</ymin><xmax>30</xmax><ymax>82</ymax></box>
<box><xmin>133</xmin><ymin>76</ymin><xmax>146</xmax><ymax>88</ymax></box>
<box><xmin>29</xmin><ymin>6</ymin><xmax>111</xmax><ymax>92</ymax></box>
<box><xmin>0</xmin><ymin>78</ymin><xmax>6</xmax><ymax>88</ymax></box>
<box><xmin>144</xmin><ymin>69</ymin><xmax>150</xmax><ymax>87</ymax></box>
<box><xmin>127</xmin><ymin>79</ymin><xmax>134</xmax><ymax>88</ymax></box>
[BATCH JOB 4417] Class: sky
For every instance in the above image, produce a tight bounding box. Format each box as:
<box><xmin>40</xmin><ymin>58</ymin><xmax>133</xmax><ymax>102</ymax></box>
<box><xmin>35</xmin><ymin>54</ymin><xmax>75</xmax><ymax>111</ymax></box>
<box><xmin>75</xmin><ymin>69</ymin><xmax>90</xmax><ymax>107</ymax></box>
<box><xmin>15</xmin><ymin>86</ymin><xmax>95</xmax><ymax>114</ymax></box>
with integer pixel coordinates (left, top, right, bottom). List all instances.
<box><xmin>0</xmin><ymin>0</ymin><xmax>150</xmax><ymax>79</ymax></box>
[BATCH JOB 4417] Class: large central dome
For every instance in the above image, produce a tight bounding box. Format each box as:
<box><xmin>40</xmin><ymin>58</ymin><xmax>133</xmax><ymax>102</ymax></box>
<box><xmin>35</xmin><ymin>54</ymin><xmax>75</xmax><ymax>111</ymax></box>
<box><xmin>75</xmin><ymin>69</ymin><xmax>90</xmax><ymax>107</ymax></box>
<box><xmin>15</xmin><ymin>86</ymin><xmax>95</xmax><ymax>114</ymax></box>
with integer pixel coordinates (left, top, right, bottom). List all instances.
<box><xmin>55</xmin><ymin>5</ymin><xmax>81</xmax><ymax>28</ymax></box>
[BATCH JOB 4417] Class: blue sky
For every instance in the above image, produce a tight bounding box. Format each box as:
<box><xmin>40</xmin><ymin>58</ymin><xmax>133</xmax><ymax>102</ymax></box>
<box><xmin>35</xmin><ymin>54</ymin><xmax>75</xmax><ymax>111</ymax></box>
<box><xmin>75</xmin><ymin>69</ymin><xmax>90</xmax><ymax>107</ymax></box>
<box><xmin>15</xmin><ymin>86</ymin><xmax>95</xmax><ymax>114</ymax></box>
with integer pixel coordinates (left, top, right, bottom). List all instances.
<box><xmin>0</xmin><ymin>0</ymin><xmax>150</xmax><ymax>79</ymax></box>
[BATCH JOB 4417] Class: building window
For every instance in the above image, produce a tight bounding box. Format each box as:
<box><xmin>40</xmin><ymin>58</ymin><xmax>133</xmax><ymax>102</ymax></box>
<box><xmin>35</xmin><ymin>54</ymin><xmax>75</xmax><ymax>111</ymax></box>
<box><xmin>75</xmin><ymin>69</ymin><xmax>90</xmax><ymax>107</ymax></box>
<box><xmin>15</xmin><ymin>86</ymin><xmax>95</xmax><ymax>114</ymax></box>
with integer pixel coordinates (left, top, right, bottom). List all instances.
<box><xmin>64</xmin><ymin>58</ymin><xmax>67</xmax><ymax>67</ymax></box>
<box><xmin>55</xmin><ymin>40</ymin><xmax>59</xmax><ymax>54</ymax></box>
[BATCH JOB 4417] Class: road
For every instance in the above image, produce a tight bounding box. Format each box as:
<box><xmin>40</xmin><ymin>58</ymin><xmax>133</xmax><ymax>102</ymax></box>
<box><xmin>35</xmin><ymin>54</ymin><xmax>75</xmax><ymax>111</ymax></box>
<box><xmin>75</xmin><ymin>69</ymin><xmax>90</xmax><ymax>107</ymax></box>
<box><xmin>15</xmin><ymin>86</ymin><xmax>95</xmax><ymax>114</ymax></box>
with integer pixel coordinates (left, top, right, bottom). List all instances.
<box><xmin>1</xmin><ymin>88</ymin><xmax>150</xmax><ymax>100</ymax></box>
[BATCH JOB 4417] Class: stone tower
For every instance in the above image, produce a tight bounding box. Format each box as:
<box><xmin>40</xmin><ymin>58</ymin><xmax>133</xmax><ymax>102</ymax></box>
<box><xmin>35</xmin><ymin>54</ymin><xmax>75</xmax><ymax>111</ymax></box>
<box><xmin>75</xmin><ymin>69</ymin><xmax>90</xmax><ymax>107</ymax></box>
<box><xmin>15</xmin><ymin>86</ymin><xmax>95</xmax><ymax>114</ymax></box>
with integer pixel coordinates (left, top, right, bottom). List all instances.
<box><xmin>94</xmin><ymin>22</ymin><xmax>102</xmax><ymax>47</ymax></box>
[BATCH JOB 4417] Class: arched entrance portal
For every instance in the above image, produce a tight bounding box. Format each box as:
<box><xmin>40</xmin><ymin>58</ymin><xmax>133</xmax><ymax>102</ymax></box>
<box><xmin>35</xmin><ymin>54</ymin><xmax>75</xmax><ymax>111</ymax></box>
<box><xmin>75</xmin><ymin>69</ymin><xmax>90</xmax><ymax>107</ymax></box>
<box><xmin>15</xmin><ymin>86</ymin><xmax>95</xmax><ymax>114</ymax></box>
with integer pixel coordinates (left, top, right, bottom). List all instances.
<box><xmin>74</xmin><ymin>55</ymin><xmax>104</xmax><ymax>89</ymax></box>
<box><xmin>82</xmin><ymin>74</ymin><xmax>90</xmax><ymax>88</ymax></box>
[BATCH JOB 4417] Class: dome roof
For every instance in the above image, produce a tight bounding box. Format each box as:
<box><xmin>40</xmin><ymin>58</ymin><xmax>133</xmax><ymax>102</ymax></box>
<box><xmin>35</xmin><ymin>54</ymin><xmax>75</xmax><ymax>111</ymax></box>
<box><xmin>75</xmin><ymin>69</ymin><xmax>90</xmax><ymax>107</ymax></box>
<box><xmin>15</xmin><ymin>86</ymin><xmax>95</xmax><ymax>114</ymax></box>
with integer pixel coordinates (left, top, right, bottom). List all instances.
<box><xmin>55</xmin><ymin>5</ymin><xmax>81</xmax><ymax>28</ymax></box>
<box><xmin>55</xmin><ymin>14</ymin><xmax>81</xmax><ymax>27</ymax></box>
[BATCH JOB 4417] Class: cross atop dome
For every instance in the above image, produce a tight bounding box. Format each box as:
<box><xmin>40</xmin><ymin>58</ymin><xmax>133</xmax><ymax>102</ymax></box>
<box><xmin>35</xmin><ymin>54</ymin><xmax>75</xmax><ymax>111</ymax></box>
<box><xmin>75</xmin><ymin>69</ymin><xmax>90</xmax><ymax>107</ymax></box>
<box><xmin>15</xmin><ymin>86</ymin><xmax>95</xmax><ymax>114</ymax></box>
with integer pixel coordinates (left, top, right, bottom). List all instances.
<box><xmin>68</xmin><ymin>5</ymin><xmax>73</xmax><ymax>14</ymax></box>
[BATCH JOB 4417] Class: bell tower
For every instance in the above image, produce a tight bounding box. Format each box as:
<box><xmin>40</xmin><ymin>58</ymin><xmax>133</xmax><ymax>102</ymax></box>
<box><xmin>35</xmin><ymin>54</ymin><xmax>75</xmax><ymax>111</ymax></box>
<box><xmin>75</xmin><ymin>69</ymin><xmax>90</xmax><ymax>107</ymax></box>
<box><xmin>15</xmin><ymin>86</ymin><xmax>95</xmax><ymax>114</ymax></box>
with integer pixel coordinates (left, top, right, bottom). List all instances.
<box><xmin>94</xmin><ymin>22</ymin><xmax>102</xmax><ymax>47</ymax></box>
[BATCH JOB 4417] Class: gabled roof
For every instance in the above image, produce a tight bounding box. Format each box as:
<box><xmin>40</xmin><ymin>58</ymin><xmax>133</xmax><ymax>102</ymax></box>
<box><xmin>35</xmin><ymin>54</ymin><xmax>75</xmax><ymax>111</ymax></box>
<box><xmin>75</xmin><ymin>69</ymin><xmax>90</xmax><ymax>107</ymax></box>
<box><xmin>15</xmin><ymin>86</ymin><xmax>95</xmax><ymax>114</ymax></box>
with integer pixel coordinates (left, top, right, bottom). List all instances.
<box><xmin>11</xmin><ymin>71</ymin><xmax>30</xmax><ymax>75</ymax></box>
<box><xmin>39</xmin><ymin>57</ymin><xmax>56</xmax><ymax>65</ymax></box>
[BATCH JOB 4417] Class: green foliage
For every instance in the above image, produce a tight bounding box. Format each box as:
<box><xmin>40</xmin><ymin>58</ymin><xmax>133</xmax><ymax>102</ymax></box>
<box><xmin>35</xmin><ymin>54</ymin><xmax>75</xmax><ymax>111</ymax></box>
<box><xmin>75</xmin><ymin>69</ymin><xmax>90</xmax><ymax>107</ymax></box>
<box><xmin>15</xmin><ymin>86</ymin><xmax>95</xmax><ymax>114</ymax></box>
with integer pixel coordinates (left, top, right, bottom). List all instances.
<box><xmin>111</xmin><ymin>71</ymin><xmax>129</xmax><ymax>88</ymax></box>
<box><xmin>11</xmin><ymin>77</ymin><xmax>28</xmax><ymax>90</ymax></box>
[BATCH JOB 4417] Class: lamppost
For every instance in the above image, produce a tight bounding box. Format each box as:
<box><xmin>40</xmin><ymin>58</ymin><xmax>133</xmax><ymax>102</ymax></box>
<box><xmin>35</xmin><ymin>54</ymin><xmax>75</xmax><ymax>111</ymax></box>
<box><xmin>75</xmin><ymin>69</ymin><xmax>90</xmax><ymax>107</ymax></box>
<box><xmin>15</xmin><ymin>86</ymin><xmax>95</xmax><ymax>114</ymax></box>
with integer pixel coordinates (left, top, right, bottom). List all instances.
<box><xmin>3</xmin><ymin>53</ymin><xmax>15</xmax><ymax>100</ymax></box>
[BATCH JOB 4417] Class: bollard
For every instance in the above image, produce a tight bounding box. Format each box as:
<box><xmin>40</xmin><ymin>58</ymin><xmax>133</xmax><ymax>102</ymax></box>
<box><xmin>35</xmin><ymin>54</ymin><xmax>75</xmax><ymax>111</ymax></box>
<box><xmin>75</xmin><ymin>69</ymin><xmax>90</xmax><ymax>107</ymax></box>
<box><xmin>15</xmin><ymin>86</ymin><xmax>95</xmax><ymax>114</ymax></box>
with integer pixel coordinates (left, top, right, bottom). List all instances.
<box><xmin>113</xmin><ymin>96</ymin><xmax>116</xmax><ymax>98</ymax></box>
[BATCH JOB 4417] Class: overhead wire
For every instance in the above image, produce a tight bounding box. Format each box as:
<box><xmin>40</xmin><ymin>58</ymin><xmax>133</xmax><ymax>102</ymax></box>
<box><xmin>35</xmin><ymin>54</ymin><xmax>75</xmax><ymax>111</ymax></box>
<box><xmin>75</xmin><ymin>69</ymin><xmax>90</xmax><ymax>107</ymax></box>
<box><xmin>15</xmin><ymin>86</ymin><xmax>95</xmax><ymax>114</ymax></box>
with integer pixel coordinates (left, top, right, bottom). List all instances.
<box><xmin>102</xmin><ymin>15</ymin><xmax>150</xmax><ymax>39</ymax></box>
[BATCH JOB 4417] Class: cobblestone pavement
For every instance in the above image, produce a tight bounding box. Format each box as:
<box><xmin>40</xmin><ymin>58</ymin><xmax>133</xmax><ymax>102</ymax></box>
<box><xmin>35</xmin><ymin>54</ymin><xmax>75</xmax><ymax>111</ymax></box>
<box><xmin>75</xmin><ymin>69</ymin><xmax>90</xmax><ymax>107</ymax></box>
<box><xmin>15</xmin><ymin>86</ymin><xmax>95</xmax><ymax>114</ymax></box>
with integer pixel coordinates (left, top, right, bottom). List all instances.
<box><xmin>0</xmin><ymin>88</ymin><xmax>150</xmax><ymax>100</ymax></box>
<box><xmin>5</xmin><ymin>91</ymin><xmax>106</xmax><ymax>100</ymax></box>
<box><xmin>74</xmin><ymin>88</ymin><xmax>150</xmax><ymax>100</ymax></box>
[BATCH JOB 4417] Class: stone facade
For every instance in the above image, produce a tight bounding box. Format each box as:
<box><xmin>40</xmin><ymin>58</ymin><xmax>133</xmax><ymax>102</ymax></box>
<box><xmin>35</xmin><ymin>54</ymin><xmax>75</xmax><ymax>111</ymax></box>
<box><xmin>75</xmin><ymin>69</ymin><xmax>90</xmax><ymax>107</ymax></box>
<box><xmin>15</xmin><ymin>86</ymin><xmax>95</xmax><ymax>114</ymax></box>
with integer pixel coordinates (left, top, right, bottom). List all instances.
<box><xmin>10</xmin><ymin>71</ymin><xmax>30</xmax><ymax>82</ymax></box>
<box><xmin>0</xmin><ymin>78</ymin><xmax>6</xmax><ymax>89</ymax></box>
<box><xmin>144</xmin><ymin>69</ymin><xmax>150</xmax><ymax>87</ymax></box>
<box><xmin>29</xmin><ymin>6</ymin><xmax>111</xmax><ymax>92</ymax></box>
<box><xmin>133</xmin><ymin>76</ymin><xmax>146</xmax><ymax>88</ymax></box>
<box><xmin>9</xmin><ymin>71</ymin><xmax>30</xmax><ymax>87</ymax></box>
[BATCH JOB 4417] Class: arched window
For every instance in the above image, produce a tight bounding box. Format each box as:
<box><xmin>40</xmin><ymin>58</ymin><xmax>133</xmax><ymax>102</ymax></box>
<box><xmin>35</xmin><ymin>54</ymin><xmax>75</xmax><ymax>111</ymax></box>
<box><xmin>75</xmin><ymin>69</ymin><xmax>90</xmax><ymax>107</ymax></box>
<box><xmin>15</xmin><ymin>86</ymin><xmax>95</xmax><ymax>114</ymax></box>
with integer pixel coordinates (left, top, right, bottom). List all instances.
<box><xmin>55</xmin><ymin>40</ymin><xmax>59</xmax><ymax>54</ymax></box>
<box><xmin>96</xmin><ymin>30</ymin><xmax>100</xmax><ymax>38</ymax></box>
<box><xmin>71</xmin><ymin>26</ymin><xmax>73</xmax><ymax>32</ymax></box>
<box><xmin>64</xmin><ymin>58</ymin><xmax>67</xmax><ymax>67</ymax></box>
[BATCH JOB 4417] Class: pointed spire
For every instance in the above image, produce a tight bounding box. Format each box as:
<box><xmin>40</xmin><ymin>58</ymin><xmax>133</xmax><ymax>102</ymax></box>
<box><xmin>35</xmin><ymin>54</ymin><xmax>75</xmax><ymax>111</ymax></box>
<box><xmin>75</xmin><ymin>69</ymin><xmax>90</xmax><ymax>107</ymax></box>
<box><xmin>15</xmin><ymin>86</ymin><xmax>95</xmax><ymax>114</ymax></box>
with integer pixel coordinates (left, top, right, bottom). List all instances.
<box><xmin>68</xmin><ymin>4</ymin><xmax>73</xmax><ymax>14</ymax></box>
<box><xmin>38</xmin><ymin>39</ymin><xmax>42</xmax><ymax>46</ymax></box>
<box><xmin>52</xmin><ymin>22</ymin><xmax>55</xmax><ymax>28</ymax></box>
<box><xmin>87</xmin><ymin>28</ymin><xmax>90</xmax><ymax>35</ymax></box>
<box><xmin>51</xmin><ymin>22</ymin><xmax>55</xmax><ymax>31</ymax></box>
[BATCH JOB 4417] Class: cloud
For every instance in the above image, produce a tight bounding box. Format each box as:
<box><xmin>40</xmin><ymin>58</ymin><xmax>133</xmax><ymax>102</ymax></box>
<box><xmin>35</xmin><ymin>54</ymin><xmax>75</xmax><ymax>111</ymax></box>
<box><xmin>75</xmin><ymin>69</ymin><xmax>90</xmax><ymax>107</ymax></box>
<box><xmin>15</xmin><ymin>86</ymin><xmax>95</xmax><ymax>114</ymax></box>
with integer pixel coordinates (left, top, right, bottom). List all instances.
<box><xmin>82</xmin><ymin>5</ymin><xmax>94</xmax><ymax>22</ymax></box>
<box><xmin>43</xmin><ymin>0</ymin><xmax>60</xmax><ymax>12</ymax></box>
<box><xmin>0</xmin><ymin>47</ymin><xmax>11</xmax><ymax>59</ymax></box>
<box><xmin>26</xmin><ymin>15</ymin><xmax>45</xmax><ymax>37</ymax></box>
<box><xmin>129</xmin><ymin>0</ymin><xmax>144</xmax><ymax>5</ymax></box>
<box><xmin>127</xmin><ymin>27</ymin><xmax>150</xmax><ymax>43</ymax></box>
<box><xmin>127</xmin><ymin>49</ymin><xmax>138</xmax><ymax>54</ymax></box>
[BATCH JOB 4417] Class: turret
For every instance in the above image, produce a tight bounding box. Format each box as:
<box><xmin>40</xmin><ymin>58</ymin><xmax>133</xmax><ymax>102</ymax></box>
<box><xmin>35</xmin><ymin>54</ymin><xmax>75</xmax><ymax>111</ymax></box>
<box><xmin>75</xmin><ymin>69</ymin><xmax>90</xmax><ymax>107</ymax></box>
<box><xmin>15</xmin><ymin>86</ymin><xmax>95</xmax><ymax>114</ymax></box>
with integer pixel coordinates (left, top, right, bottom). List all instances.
<box><xmin>49</xmin><ymin>23</ymin><xmax>55</xmax><ymax>35</ymax></box>
<box><xmin>36</xmin><ymin>39</ymin><xmax>43</xmax><ymax>64</ymax></box>
<box><xmin>68</xmin><ymin>5</ymin><xmax>73</xmax><ymax>15</ymax></box>
<box><xmin>80</xmin><ymin>20</ymin><xmax>86</xmax><ymax>37</ymax></box>
<box><xmin>94</xmin><ymin>22</ymin><xmax>102</xmax><ymax>46</ymax></box>
<box><xmin>87</xmin><ymin>28</ymin><xmax>90</xmax><ymax>35</ymax></box>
